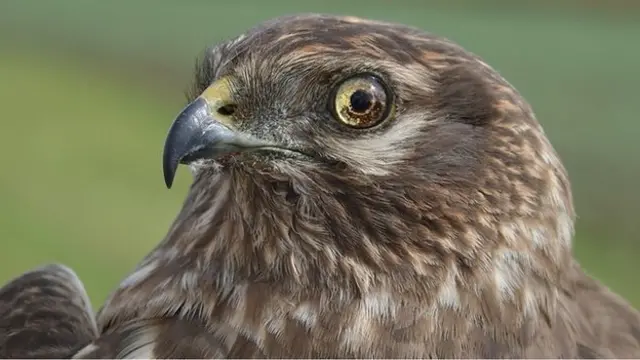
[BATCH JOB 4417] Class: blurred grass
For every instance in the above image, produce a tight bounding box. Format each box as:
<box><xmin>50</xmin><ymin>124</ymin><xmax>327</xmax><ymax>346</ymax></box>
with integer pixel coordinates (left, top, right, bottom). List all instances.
<box><xmin>0</xmin><ymin>0</ymin><xmax>638</xmax><ymax>308</ymax></box>
<box><xmin>0</xmin><ymin>49</ymin><xmax>193</xmax><ymax>304</ymax></box>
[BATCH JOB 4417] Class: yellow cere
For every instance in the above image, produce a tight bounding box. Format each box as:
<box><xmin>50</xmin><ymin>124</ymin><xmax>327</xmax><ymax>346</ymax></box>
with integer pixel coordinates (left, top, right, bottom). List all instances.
<box><xmin>198</xmin><ymin>76</ymin><xmax>237</xmax><ymax>127</ymax></box>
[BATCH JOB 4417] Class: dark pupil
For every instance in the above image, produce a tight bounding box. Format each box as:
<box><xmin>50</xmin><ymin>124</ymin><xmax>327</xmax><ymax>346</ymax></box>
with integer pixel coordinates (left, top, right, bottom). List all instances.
<box><xmin>349</xmin><ymin>90</ymin><xmax>373</xmax><ymax>113</ymax></box>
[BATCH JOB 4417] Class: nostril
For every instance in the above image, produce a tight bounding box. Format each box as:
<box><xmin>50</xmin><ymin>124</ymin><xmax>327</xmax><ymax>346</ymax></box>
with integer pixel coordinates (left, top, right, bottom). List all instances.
<box><xmin>217</xmin><ymin>104</ymin><xmax>237</xmax><ymax>116</ymax></box>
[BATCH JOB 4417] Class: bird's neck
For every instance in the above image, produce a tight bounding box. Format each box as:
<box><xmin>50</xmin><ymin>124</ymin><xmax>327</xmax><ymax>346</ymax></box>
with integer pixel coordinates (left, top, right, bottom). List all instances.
<box><xmin>97</xmin><ymin>169</ymin><xmax>574</xmax><ymax>340</ymax></box>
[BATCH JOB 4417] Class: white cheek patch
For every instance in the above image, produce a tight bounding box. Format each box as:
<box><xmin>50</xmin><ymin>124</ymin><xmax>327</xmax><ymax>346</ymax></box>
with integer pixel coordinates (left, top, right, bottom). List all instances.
<box><xmin>323</xmin><ymin>112</ymin><xmax>428</xmax><ymax>176</ymax></box>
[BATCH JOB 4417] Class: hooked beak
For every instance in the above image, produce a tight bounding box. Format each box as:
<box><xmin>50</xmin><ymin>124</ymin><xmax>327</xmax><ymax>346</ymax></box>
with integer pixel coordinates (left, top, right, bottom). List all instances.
<box><xmin>162</xmin><ymin>97</ymin><xmax>268</xmax><ymax>189</ymax></box>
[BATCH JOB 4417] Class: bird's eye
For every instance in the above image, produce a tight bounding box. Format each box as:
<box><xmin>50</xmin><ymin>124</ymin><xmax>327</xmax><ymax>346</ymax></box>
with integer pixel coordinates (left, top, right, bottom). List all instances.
<box><xmin>330</xmin><ymin>75</ymin><xmax>393</xmax><ymax>128</ymax></box>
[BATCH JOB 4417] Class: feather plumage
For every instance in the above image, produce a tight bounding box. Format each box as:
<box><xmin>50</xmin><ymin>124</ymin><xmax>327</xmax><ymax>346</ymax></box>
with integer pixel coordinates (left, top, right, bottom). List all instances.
<box><xmin>2</xmin><ymin>14</ymin><xmax>639</xmax><ymax>359</ymax></box>
<box><xmin>0</xmin><ymin>264</ymin><xmax>97</xmax><ymax>358</ymax></box>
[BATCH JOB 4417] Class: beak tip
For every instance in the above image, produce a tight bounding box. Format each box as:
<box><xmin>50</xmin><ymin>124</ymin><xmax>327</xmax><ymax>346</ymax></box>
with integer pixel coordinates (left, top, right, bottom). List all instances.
<box><xmin>162</xmin><ymin>142</ymin><xmax>178</xmax><ymax>190</ymax></box>
<box><xmin>164</xmin><ymin>173</ymin><xmax>174</xmax><ymax>189</ymax></box>
<box><xmin>161</xmin><ymin>98</ymin><xmax>207</xmax><ymax>190</ymax></box>
<box><xmin>162</xmin><ymin>151</ymin><xmax>177</xmax><ymax>189</ymax></box>
<box><xmin>163</xmin><ymin>166</ymin><xmax>175</xmax><ymax>190</ymax></box>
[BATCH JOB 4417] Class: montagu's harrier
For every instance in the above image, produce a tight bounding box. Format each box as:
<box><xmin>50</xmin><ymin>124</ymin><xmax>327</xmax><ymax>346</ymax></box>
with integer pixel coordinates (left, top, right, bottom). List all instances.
<box><xmin>2</xmin><ymin>13</ymin><xmax>639</xmax><ymax>359</ymax></box>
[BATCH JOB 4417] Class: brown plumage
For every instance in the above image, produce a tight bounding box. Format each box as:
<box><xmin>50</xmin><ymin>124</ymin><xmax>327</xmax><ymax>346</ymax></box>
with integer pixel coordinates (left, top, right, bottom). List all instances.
<box><xmin>1</xmin><ymin>13</ymin><xmax>639</xmax><ymax>358</ymax></box>
<box><xmin>0</xmin><ymin>264</ymin><xmax>97</xmax><ymax>358</ymax></box>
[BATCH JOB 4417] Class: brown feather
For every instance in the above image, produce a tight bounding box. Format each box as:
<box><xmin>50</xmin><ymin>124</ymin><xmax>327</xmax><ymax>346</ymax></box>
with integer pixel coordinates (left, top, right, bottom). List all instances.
<box><xmin>72</xmin><ymin>318</ymin><xmax>227</xmax><ymax>358</ymax></box>
<box><xmin>0</xmin><ymin>264</ymin><xmax>98</xmax><ymax>358</ymax></box>
<box><xmin>5</xmin><ymin>14</ymin><xmax>640</xmax><ymax>358</ymax></box>
<box><xmin>91</xmin><ymin>14</ymin><xmax>640</xmax><ymax>358</ymax></box>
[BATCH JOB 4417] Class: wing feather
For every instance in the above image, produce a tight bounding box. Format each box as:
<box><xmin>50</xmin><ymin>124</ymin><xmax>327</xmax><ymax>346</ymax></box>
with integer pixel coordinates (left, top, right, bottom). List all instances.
<box><xmin>0</xmin><ymin>264</ymin><xmax>98</xmax><ymax>358</ymax></box>
<box><xmin>71</xmin><ymin>318</ymin><xmax>229</xmax><ymax>358</ymax></box>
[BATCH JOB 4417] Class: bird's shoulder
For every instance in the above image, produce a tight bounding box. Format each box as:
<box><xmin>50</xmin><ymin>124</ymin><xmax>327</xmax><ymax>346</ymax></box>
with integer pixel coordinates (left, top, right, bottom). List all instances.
<box><xmin>71</xmin><ymin>317</ymin><xmax>231</xmax><ymax>358</ymax></box>
<box><xmin>558</xmin><ymin>262</ymin><xmax>640</xmax><ymax>358</ymax></box>
<box><xmin>0</xmin><ymin>263</ymin><xmax>98</xmax><ymax>358</ymax></box>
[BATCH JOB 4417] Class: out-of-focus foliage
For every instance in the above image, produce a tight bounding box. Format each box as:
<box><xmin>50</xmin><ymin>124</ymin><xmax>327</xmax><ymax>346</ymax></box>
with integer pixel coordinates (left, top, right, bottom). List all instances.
<box><xmin>0</xmin><ymin>0</ymin><xmax>638</xmax><ymax>308</ymax></box>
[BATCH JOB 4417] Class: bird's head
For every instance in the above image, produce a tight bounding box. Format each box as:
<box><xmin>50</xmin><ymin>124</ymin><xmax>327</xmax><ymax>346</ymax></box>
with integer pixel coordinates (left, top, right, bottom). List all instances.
<box><xmin>163</xmin><ymin>15</ymin><xmax>495</xmax><ymax>188</ymax></box>
<box><xmin>158</xmin><ymin>14</ymin><xmax>575</xmax><ymax>307</ymax></box>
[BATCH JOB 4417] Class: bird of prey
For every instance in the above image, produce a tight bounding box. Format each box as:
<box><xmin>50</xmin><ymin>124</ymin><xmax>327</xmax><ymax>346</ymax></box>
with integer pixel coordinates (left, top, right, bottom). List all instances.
<box><xmin>1</xmin><ymin>13</ymin><xmax>639</xmax><ymax>359</ymax></box>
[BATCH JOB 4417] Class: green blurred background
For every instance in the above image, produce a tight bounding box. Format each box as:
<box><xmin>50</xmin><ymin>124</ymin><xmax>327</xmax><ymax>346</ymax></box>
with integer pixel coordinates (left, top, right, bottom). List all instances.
<box><xmin>0</xmin><ymin>0</ymin><xmax>638</xmax><ymax>309</ymax></box>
